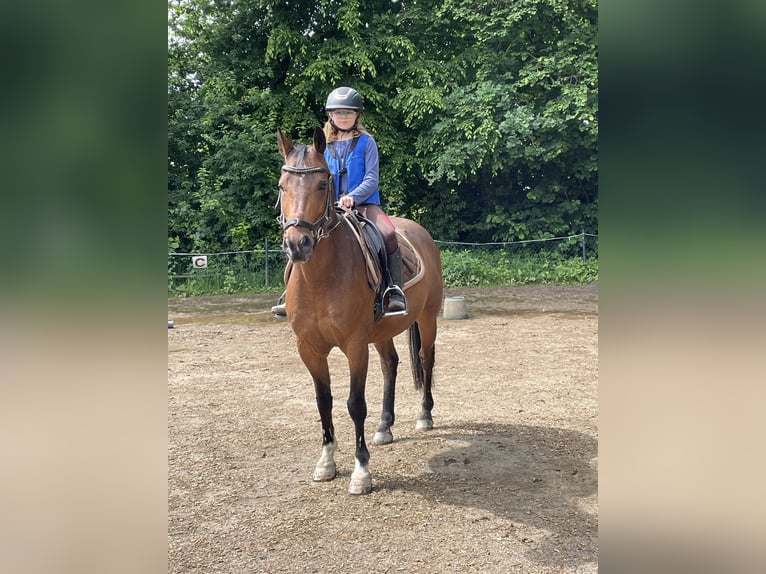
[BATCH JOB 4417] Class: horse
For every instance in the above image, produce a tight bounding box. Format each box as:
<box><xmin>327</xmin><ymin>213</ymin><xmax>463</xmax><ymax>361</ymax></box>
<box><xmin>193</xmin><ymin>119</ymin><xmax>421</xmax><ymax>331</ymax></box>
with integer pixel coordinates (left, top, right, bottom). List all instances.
<box><xmin>276</xmin><ymin>127</ymin><xmax>444</xmax><ymax>495</ymax></box>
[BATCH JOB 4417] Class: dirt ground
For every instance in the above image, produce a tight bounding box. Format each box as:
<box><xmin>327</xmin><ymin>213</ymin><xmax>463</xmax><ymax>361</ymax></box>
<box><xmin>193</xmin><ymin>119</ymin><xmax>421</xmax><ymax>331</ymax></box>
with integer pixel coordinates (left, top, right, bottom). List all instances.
<box><xmin>168</xmin><ymin>285</ymin><xmax>598</xmax><ymax>573</ymax></box>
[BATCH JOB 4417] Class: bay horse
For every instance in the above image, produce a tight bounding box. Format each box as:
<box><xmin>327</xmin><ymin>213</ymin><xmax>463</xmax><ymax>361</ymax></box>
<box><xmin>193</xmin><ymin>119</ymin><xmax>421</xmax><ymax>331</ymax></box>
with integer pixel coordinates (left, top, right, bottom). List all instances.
<box><xmin>276</xmin><ymin>127</ymin><xmax>443</xmax><ymax>495</ymax></box>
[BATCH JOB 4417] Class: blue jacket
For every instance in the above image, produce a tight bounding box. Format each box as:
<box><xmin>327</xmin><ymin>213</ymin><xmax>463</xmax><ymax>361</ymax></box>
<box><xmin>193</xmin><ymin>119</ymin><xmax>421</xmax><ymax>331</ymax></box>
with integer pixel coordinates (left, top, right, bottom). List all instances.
<box><xmin>325</xmin><ymin>133</ymin><xmax>382</xmax><ymax>205</ymax></box>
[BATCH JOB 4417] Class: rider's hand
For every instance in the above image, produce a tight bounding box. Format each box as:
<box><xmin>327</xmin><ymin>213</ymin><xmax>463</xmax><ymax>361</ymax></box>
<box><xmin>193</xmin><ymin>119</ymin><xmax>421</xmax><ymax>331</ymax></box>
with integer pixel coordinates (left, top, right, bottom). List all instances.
<box><xmin>339</xmin><ymin>195</ymin><xmax>355</xmax><ymax>209</ymax></box>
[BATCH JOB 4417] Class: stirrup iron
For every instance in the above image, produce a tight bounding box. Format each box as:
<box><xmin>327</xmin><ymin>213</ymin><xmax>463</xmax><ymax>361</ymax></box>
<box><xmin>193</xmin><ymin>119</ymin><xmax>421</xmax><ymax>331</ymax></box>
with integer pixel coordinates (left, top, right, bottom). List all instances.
<box><xmin>271</xmin><ymin>291</ymin><xmax>287</xmax><ymax>317</ymax></box>
<box><xmin>382</xmin><ymin>285</ymin><xmax>408</xmax><ymax>317</ymax></box>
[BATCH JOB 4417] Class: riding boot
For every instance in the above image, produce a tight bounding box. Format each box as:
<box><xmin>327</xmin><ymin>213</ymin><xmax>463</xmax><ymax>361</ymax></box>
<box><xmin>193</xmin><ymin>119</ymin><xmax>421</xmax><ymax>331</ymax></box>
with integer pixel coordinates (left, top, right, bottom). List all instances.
<box><xmin>271</xmin><ymin>290</ymin><xmax>287</xmax><ymax>317</ymax></box>
<box><xmin>383</xmin><ymin>247</ymin><xmax>408</xmax><ymax>317</ymax></box>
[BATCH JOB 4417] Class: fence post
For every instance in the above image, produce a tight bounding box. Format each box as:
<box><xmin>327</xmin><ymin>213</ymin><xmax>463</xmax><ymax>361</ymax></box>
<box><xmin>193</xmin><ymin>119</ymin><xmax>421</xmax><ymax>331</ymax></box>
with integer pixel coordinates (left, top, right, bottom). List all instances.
<box><xmin>264</xmin><ymin>238</ymin><xmax>269</xmax><ymax>287</ymax></box>
<box><xmin>581</xmin><ymin>230</ymin><xmax>586</xmax><ymax>261</ymax></box>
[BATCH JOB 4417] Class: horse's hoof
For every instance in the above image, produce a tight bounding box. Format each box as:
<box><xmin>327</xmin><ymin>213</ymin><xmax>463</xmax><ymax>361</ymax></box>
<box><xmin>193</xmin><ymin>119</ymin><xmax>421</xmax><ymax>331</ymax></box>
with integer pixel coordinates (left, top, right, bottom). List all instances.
<box><xmin>415</xmin><ymin>418</ymin><xmax>433</xmax><ymax>431</ymax></box>
<box><xmin>348</xmin><ymin>473</ymin><xmax>372</xmax><ymax>495</ymax></box>
<box><xmin>372</xmin><ymin>430</ymin><xmax>393</xmax><ymax>445</ymax></box>
<box><xmin>312</xmin><ymin>463</ymin><xmax>337</xmax><ymax>482</ymax></box>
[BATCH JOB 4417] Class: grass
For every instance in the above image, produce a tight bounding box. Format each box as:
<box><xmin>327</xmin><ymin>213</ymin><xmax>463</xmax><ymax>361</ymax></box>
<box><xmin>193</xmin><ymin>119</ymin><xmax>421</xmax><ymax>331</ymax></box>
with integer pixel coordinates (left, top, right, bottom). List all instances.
<box><xmin>168</xmin><ymin>248</ymin><xmax>598</xmax><ymax>297</ymax></box>
<box><xmin>439</xmin><ymin>248</ymin><xmax>598</xmax><ymax>287</ymax></box>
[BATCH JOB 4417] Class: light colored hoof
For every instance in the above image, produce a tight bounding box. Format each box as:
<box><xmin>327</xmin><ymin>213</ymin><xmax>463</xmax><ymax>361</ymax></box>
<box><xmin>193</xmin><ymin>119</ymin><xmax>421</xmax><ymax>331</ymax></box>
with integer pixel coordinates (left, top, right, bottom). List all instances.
<box><xmin>314</xmin><ymin>442</ymin><xmax>337</xmax><ymax>481</ymax></box>
<box><xmin>372</xmin><ymin>430</ymin><xmax>393</xmax><ymax>445</ymax></box>
<box><xmin>415</xmin><ymin>418</ymin><xmax>433</xmax><ymax>431</ymax></box>
<box><xmin>313</xmin><ymin>463</ymin><xmax>337</xmax><ymax>482</ymax></box>
<box><xmin>348</xmin><ymin>460</ymin><xmax>372</xmax><ymax>495</ymax></box>
<box><xmin>348</xmin><ymin>472</ymin><xmax>372</xmax><ymax>495</ymax></box>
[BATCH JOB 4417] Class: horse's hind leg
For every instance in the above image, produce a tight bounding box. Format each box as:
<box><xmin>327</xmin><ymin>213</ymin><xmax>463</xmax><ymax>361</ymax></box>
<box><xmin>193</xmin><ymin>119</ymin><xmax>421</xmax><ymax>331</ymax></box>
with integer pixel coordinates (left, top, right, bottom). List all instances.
<box><xmin>414</xmin><ymin>318</ymin><xmax>437</xmax><ymax>431</ymax></box>
<box><xmin>298</xmin><ymin>342</ymin><xmax>337</xmax><ymax>482</ymax></box>
<box><xmin>372</xmin><ymin>339</ymin><xmax>398</xmax><ymax>445</ymax></box>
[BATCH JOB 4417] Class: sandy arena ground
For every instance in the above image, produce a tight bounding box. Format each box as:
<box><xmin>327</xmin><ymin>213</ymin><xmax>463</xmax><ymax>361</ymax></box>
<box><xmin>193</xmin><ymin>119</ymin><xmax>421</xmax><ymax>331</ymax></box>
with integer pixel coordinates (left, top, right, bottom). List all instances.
<box><xmin>168</xmin><ymin>284</ymin><xmax>598</xmax><ymax>573</ymax></box>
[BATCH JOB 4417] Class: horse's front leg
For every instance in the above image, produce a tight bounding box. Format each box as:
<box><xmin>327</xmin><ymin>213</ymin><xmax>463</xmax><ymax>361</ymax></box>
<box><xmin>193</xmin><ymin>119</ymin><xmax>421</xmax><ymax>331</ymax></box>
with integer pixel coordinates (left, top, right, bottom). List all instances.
<box><xmin>346</xmin><ymin>342</ymin><xmax>372</xmax><ymax>495</ymax></box>
<box><xmin>313</xmin><ymin>375</ymin><xmax>337</xmax><ymax>482</ymax></box>
<box><xmin>297</xmin><ymin>340</ymin><xmax>337</xmax><ymax>482</ymax></box>
<box><xmin>372</xmin><ymin>339</ymin><xmax>398</xmax><ymax>445</ymax></box>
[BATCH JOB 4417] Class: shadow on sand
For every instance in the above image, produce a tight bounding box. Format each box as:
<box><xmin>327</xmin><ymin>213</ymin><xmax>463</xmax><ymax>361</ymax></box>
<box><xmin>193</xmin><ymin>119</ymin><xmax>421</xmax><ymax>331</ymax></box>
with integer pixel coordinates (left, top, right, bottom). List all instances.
<box><xmin>377</xmin><ymin>421</ymin><xmax>597</xmax><ymax>567</ymax></box>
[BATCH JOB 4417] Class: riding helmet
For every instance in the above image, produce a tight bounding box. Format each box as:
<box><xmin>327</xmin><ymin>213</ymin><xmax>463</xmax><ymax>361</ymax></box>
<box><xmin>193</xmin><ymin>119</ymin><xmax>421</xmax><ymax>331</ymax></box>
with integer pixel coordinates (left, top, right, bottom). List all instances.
<box><xmin>325</xmin><ymin>87</ymin><xmax>363</xmax><ymax>111</ymax></box>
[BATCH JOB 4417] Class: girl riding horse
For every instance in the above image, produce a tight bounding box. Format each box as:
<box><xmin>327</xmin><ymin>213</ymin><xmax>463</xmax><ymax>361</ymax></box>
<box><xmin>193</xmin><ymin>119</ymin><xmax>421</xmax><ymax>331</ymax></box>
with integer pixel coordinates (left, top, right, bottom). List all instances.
<box><xmin>273</xmin><ymin>87</ymin><xmax>406</xmax><ymax>317</ymax></box>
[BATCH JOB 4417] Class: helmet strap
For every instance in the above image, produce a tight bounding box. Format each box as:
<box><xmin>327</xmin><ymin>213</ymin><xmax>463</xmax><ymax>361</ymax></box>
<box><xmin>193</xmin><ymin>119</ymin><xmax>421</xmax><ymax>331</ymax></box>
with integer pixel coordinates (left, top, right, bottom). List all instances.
<box><xmin>329</xmin><ymin>117</ymin><xmax>358</xmax><ymax>133</ymax></box>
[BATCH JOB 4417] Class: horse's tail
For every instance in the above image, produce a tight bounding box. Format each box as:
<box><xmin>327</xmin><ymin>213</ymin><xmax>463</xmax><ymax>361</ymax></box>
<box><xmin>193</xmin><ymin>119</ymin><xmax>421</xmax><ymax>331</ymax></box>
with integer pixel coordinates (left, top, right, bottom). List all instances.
<box><xmin>408</xmin><ymin>322</ymin><xmax>425</xmax><ymax>391</ymax></box>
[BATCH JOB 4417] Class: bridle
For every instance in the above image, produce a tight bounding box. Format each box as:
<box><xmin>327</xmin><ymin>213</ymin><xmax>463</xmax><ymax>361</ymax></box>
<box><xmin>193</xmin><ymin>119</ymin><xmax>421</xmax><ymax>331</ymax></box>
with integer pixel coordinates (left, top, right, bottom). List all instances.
<box><xmin>278</xmin><ymin>163</ymin><xmax>338</xmax><ymax>242</ymax></box>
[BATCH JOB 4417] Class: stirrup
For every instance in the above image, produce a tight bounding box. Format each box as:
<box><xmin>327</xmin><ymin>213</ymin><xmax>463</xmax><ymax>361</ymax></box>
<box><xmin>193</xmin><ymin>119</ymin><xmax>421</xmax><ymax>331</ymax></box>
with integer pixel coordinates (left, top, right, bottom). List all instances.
<box><xmin>382</xmin><ymin>285</ymin><xmax>408</xmax><ymax>318</ymax></box>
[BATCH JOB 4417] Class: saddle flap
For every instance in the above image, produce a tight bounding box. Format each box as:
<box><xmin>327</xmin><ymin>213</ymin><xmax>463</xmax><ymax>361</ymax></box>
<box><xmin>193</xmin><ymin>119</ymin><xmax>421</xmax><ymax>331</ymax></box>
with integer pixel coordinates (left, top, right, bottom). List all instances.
<box><xmin>337</xmin><ymin>206</ymin><xmax>383</xmax><ymax>291</ymax></box>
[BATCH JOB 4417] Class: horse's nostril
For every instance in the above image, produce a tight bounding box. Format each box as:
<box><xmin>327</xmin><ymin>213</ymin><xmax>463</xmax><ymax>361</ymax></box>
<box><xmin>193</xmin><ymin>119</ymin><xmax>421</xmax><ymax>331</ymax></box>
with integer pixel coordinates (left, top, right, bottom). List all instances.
<box><xmin>283</xmin><ymin>232</ymin><xmax>314</xmax><ymax>261</ymax></box>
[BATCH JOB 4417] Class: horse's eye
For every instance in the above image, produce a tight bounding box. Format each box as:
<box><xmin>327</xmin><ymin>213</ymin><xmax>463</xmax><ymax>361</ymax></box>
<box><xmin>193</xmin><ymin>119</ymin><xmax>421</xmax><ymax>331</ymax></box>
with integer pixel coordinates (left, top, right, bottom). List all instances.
<box><xmin>318</xmin><ymin>180</ymin><xmax>327</xmax><ymax>190</ymax></box>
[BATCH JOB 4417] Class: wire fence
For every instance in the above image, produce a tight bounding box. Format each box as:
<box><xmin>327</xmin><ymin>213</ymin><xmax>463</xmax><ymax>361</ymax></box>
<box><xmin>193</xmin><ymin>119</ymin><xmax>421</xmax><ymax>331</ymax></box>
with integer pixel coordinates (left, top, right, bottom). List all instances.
<box><xmin>168</xmin><ymin>232</ymin><xmax>598</xmax><ymax>295</ymax></box>
<box><xmin>435</xmin><ymin>232</ymin><xmax>598</xmax><ymax>257</ymax></box>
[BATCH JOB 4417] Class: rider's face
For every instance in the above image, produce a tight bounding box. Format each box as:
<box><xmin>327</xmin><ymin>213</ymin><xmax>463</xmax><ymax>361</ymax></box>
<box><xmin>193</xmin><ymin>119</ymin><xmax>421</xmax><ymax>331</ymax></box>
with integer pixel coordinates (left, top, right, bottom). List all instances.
<box><xmin>330</xmin><ymin>109</ymin><xmax>358</xmax><ymax>129</ymax></box>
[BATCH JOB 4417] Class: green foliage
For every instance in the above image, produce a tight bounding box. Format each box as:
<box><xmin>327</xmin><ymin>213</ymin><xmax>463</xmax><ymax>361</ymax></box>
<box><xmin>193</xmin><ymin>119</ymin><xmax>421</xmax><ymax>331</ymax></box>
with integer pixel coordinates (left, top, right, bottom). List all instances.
<box><xmin>167</xmin><ymin>246</ymin><xmax>596</xmax><ymax>297</ymax></box>
<box><xmin>167</xmin><ymin>251</ymin><xmax>286</xmax><ymax>297</ymax></box>
<box><xmin>440</xmin><ymin>248</ymin><xmax>598</xmax><ymax>287</ymax></box>
<box><xmin>168</xmin><ymin>0</ymin><xmax>597</xmax><ymax>261</ymax></box>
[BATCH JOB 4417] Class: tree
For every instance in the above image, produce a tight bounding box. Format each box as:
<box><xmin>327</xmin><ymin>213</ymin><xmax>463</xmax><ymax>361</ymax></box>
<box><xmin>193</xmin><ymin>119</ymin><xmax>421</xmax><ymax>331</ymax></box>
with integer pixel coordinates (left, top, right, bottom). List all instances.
<box><xmin>168</xmin><ymin>0</ymin><xmax>598</xmax><ymax>254</ymax></box>
<box><xmin>412</xmin><ymin>0</ymin><xmax>598</xmax><ymax>243</ymax></box>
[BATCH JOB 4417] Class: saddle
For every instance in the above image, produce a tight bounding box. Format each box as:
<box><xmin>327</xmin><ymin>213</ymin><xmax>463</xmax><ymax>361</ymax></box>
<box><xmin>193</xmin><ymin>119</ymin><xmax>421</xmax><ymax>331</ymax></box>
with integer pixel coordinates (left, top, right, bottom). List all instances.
<box><xmin>336</xmin><ymin>206</ymin><xmax>424</xmax><ymax>321</ymax></box>
<box><xmin>283</xmin><ymin>206</ymin><xmax>424</xmax><ymax>322</ymax></box>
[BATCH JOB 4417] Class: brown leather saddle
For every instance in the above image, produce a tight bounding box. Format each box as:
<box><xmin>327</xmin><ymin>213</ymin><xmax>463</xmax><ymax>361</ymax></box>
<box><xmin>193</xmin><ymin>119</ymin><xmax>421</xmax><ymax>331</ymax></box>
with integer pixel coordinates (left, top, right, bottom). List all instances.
<box><xmin>338</xmin><ymin>206</ymin><xmax>422</xmax><ymax>277</ymax></box>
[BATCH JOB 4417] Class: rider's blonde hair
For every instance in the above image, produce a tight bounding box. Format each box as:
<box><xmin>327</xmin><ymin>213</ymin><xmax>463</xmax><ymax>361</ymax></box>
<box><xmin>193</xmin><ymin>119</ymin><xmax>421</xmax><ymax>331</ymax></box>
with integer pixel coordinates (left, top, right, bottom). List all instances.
<box><xmin>323</xmin><ymin>115</ymin><xmax>370</xmax><ymax>144</ymax></box>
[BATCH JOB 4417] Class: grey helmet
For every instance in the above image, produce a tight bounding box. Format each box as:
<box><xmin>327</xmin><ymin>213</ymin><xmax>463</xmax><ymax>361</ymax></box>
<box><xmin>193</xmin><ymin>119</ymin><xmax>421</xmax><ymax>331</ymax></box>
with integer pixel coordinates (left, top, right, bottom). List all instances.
<box><xmin>325</xmin><ymin>87</ymin><xmax>363</xmax><ymax>111</ymax></box>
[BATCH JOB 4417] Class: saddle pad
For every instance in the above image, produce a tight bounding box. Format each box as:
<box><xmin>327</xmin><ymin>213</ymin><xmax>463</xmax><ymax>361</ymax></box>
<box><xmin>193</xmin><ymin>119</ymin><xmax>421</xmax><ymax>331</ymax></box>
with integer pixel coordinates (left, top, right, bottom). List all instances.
<box><xmin>397</xmin><ymin>229</ymin><xmax>424</xmax><ymax>290</ymax></box>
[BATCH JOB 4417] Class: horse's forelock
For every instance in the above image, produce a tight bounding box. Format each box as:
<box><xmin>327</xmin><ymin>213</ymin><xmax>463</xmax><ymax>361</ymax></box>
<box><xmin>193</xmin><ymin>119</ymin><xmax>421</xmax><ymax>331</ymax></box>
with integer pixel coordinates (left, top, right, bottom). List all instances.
<box><xmin>292</xmin><ymin>145</ymin><xmax>312</xmax><ymax>166</ymax></box>
<box><xmin>285</xmin><ymin>144</ymin><xmax>306</xmax><ymax>167</ymax></box>
<box><xmin>288</xmin><ymin>144</ymin><xmax>325</xmax><ymax>169</ymax></box>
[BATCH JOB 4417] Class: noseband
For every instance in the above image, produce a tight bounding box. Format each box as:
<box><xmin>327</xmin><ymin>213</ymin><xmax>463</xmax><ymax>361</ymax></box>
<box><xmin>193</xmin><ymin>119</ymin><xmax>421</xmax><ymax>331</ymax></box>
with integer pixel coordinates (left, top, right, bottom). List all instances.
<box><xmin>278</xmin><ymin>164</ymin><xmax>336</xmax><ymax>241</ymax></box>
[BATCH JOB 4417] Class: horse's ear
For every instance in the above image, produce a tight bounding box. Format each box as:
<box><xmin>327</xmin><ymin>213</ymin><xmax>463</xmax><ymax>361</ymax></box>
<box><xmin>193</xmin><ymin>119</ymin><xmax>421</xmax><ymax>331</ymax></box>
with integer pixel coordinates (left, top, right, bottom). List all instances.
<box><xmin>277</xmin><ymin>129</ymin><xmax>293</xmax><ymax>159</ymax></box>
<box><xmin>313</xmin><ymin>126</ymin><xmax>326</xmax><ymax>154</ymax></box>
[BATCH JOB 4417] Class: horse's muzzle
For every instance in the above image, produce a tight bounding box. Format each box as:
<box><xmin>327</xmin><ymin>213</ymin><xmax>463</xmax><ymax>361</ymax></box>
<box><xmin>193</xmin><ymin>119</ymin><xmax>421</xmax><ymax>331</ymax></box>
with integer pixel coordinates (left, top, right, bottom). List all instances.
<box><xmin>283</xmin><ymin>230</ymin><xmax>315</xmax><ymax>262</ymax></box>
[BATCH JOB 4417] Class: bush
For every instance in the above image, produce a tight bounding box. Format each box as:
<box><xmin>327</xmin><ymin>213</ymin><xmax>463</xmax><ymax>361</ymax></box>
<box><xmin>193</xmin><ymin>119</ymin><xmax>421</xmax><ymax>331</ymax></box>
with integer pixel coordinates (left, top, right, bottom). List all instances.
<box><xmin>439</xmin><ymin>248</ymin><xmax>597</xmax><ymax>287</ymax></box>
<box><xmin>168</xmin><ymin>251</ymin><xmax>286</xmax><ymax>297</ymax></box>
<box><xmin>168</xmin><ymin>244</ymin><xmax>598</xmax><ymax>297</ymax></box>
